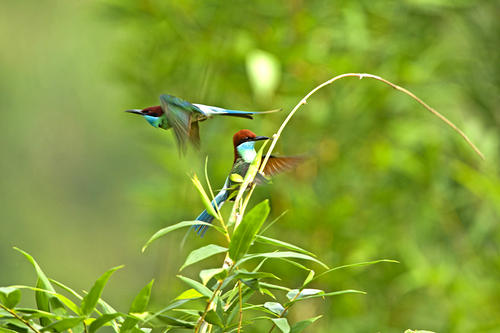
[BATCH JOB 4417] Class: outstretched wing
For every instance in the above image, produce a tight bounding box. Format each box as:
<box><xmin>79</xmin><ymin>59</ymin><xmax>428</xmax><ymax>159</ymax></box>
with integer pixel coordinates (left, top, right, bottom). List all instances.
<box><xmin>261</xmin><ymin>155</ymin><xmax>304</xmax><ymax>177</ymax></box>
<box><xmin>160</xmin><ymin>94</ymin><xmax>201</xmax><ymax>154</ymax></box>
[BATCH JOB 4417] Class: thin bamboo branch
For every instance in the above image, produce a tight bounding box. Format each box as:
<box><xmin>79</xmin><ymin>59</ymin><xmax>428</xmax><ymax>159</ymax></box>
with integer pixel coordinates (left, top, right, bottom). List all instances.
<box><xmin>260</xmin><ymin>73</ymin><xmax>484</xmax><ymax>176</ymax></box>
<box><xmin>0</xmin><ymin>304</ymin><xmax>42</xmax><ymax>333</ymax></box>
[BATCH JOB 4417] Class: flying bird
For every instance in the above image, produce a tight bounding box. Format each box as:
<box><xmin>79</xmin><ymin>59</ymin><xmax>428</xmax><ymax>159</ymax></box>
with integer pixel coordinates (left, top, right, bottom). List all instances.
<box><xmin>193</xmin><ymin>129</ymin><xmax>303</xmax><ymax>236</ymax></box>
<box><xmin>126</xmin><ymin>94</ymin><xmax>279</xmax><ymax>153</ymax></box>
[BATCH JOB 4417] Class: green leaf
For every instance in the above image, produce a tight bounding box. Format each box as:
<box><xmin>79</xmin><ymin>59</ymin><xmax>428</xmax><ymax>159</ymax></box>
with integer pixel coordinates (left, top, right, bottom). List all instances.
<box><xmin>286</xmin><ymin>289</ymin><xmax>366</xmax><ymax>304</ymax></box>
<box><xmin>129</xmin><ymin>280</ymin><xmax>153</xmax><ymax>313</ymax></box>
<box><xmin>192</xmin><ymin>173</ymin><xmax>220</xmax><ymax>220</ymax></box>
<box><xmin>229</xmin><ymin>200</ymin><xmax>270</xmax><ymax>262</ymax></box>
<box><xmin>263</xmin><ymin>302</ymin><xmax>285</xmax><ymax>316</ymax></box>
<box><xmin>255</xmin><ymin>235</ymin><xmax>316</xmax><ymax>257</ymax></box>
<box><xmin>303</xmin><ymin>270</ymin><xmax>315</xmax><ymax>287</ymax></box>
<box><xmin>120</xmin><ymin>279</ymin><xmax>154</xmax><ymax>332</ymax></box>
<box><xmin>271</xmin><ymin>318</ymin><xmax>290</xmax><ymax>333</ymax></box>
<box><xmin>10</xmin><ymin>285</ymin><xmax>80</xmax><ymax>315</ymax></box>
<box><xmin>14</xmin><ymin>248</ymin><xmax>55</xmax><ymax>293</ymax></box>
<box><xmin>199</xmin><ymin>268</ymin><xmax>227</xmax><ymax>285</ymax></box>
<box><xmin>0</xmin><ymin>287</ymin><xmax>21</xmax><ymax>308</ymax></box>
<box><xmin>176</xmin><ymin>276</ymin><xmax>212</xmax><ymax>298</ymax></box>
<box><xmin>141</xmin><ymin>299</ymin><xmax>193</xmax><ymax>326</ymax></box>
<box><xmin>229</xmin><ymin>173</ymin><xmax>244</xmax><ymax>183</ymax></box>
<box><xmin>14</xmin><ymin>308</ymin><xmax>60</xmax><ymax>319</ymax></box>
<box><xmin>312</xmin><ymin>259</ymin><xmax>398</xmax><ymax>283</ymax></box>
<box><xmin>89</xmin><ymin>313</ymin><xmax>121</xmax><ymax>333</ymax></box>
<box><xmin>278</xmin><ymin>258</ymin><xmax>311</xmax><ymax>271</ymax></box>
<box><xmin>180</xmin><ymin>244</ymin><xmax>227</xmax><ymax>271</ymax></box>
<box><xmin>142</xmin><ymin>221</ymin><xmax>224</xmax><ymax>252</ymax></box>
<box><xmin>49</xmin><ymin>279</ymin><xmax>83</xmax><ymax>300</ymax></box>
<box><xmin>174</xmin><ymin>289</ymin><xmax>204</xmax><ymax>300</ymax></box>
<box><xmin>237</xmin><ymin>251</ymin><xmax>329</xmax><ymax>269</ymax></box>
<box><xmin>41</xmin><ymin>317</ymin><xmax>84</xmax><ymax>332</ymax></box>
<box><xmin>14</xmin><ymin>247</ymin><xmax>62</xmax><ymax>324</ymax></box>
<box><xmin>259</xmin><ymin>210</ymin><xmax>288</xmax><ymax>235</ymax></box>
<box><xmin>259</xmin><ymin>282</ymin><xmax>291</xmax><ymax>292</ymax></box>
<box><xmin>232</xmin><ymin>270</ymin><xmax>280</xmax><ymax>281</ymax></box>
<box><xmin>80</xmin><ymin>266</ymin><xmax>123</xmax><ymax>316</ymax></box>
<box><xmin>0</xmin><ymin>327</ymin><xmax>18</xmax><ymax>333</ymax></box>
<box><xmin>153</xmin><ymin>315</ymin><xmax>195</xmax><ymax>328</ymax></box>
<box><xmin>203</xmin><ymin>309</ymin><xmax>223</xmax><ymax>327</ymax></box>
<box><xmin>290</xmin><ymin>315</ymin><xmax>322</xmax><ymax>333</ymax></box>
<box><xmin>286</xmin><ymin>289</ymin><xmax>323</xmax><ymax>301</ymax></box>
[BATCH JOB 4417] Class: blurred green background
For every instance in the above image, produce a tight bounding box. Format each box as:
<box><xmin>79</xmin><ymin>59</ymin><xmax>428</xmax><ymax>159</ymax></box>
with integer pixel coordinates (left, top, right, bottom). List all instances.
<box><xmin>1</xmin><ymin>0</ymin><xmax>499</xmax><ymax>332</ymax></box>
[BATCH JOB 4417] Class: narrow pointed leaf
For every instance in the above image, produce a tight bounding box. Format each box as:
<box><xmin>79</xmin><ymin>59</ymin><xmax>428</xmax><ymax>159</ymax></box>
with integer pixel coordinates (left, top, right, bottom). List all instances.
<box><xmin>14</xmin><ymin>308</ymin><xmax>59</xmax><ymax>319</ymax></box>
<box><xmin>81</xmin><ymin>266</ymin><xmax>123</xmax><ymax>316</ymax></box>
<box><xmin>142</xmin><ymin>221</ymin><xmax>224</xmax><ymax>252</ymax></box>
<box><xmin>14</xmin><ymin>248</ymin><xmax>54</xmax><ymax>292</ymax></box>
<box><xmin>192</xmin><ymin>174</ymin><xmax>220</xmax><ymax>220</ymax></box>
<box><xmin>129</xmin><ymin>280</ymin><xmax>153</xmax><ymax>313</ymax></box>
<box><xmin>255</xmin><ymin>235</ymin><xmax>316</xmax><ymax>257</ymax></box>
<box><xmin>271</xmin><ymin>318</ymin><xmax>290</xmax><ymax>333</ymax></box>
<box><xmin>174</xmin><ymin>289</ymin><xmax>203</xmax><ymax>300</ymax></box>
<box><xmin>290</xmin><ymin>315</ymin><xmax>322</xmax><ymax>333</ymax></box>
<box><xmin>237</xmin><ymin>251</ymin><xmax>329</xmax><ymax>269</ymax></box>
<box><xmin>313</xmin><ymin>259</ymin><xmax>398</xmax><ymax>281</ymax></box>
<box><xmin>10</xmin><ymin>285</ymin><xmax>80</xmax><ymax>315</ymax></box>
<box><xmin>120</xmin><ymin>279</ymin><xmax>154</xmax><ymax>332</ymax></box>
<box><xmin>176</xmin><ymin>276</ymin><xmax>212</xmax><ymax>298</ymax></box>
<box><xmin>14</xmin><ymin>247</ymin><xmax>60</xmax><ymax>324</ymax></box>
<box><xmin>40</xmin><ymin>317</ymin><xmax>84</xmax><ymax>332</ymax></box>
<box><xmin>229</xmin><ymin>200</ymin><xmax>270</xmax><ymax>262</ymax></box>
<box><xmin>180</xmin><ymin>245</ymin><xmax>227</xmax><ymax>271</ymax></box>
<box><xmin>153</xmin><ymin>315</ymin><xmax>195</xmax><ymax>328</ymax></box>
<box><xmin>303</xmin><ymin>270</ymin><xmax>315</xmax><ymax>287</ymax></box>
<box><xmin>49</xmin><ymin>279</ymin><xmax>83</xmax><ymax>300</ymax></box>
<box><xmin>232</xmin><ymin>270</ymin><xmax>280</xmax><ymax>281</ymax></box>
<box><xmin>142</xmin><ymin>299</ymin><xmax>193</xmax><ymax>326</ymax></box>
<box><xmin>260</xmin><ymin>282</ymin><xmax>290</xmax><ymax>292</ymax></box>
<box><xmin>287</xmin><ymin>289</ymin><xmax>365</xmax><ymax>304</ymax></box>
<box><xmin>89</xmin><ymin>313</ymin><xmax>122</xmax><ymax>333</ymax></box>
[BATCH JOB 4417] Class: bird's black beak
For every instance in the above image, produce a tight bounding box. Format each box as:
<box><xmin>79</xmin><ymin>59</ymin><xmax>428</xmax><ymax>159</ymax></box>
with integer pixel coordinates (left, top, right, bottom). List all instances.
<box><xmin>125</xmin><ymin>109</ymin><xmax>144</xmax><ymax>115</ymax></box>
<box><xmin>252</xmin><ymin>136</ymin><xmax>270</xmax><ymax>141</ymax></box>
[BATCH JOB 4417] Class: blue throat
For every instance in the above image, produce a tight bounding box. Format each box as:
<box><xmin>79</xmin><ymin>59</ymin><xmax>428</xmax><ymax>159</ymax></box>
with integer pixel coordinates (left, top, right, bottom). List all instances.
<box><xmin>237</xmin><ymin>142</ymin><xmax>257</xmax><ymax>163</ymax></box>
<box><xmin>144</xmin><ymin>115</ymin><xmax>162</xmax><ymax>128</ymax></box>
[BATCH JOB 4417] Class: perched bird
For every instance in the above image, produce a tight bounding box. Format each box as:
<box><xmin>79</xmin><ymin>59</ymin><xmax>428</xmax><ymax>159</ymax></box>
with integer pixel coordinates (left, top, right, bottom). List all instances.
<box><xmin>126</xmin><ymin>94</ymin><xmax>279</xmax><ymax>153</ymax></box>
<box><xmin>194</xmin><ymin>129</ymin><xmax>303</xmax><ymax>236</ymax></box>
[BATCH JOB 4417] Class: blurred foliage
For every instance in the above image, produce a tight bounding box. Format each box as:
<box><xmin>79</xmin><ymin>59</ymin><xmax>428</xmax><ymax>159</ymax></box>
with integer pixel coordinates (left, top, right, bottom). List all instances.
<box><xmin>0</xmin><ymin>0</ymin><xmax>499</xmax><ymax>332</ymax></box>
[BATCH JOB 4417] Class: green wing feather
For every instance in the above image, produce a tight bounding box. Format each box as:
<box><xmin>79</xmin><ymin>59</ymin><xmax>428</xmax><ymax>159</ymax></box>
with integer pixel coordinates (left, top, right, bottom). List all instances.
<box><xmin>160</xmin><ymin>94</ymin><xmax>203</xmax><ymax>153</ymax></box>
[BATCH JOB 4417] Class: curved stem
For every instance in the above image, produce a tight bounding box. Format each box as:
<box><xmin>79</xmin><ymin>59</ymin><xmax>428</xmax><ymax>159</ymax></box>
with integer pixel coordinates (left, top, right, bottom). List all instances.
<box><xmin>260</xmin><ymin>73</ymin><xmax>484</xmax><ymax>175</ymax></box>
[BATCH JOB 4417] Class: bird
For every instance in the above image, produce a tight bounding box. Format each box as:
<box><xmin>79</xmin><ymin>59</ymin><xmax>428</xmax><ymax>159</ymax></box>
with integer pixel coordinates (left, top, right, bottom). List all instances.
<box><xmin>126</xmin><ymin>94</ymin><xmax>279</xmax><ymax>154</ymax></box>
<box><xmin>193</xmin><ymin>129</ymin><xmax>303</xmax><ymax>236</ymax></box>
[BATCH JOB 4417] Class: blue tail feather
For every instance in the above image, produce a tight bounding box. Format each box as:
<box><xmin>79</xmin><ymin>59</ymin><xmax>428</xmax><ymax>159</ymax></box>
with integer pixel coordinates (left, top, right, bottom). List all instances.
<box><xmin>193</xmin><ymin>189</ymin><xmax>229</xmax><ymax>236</ymax></box>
